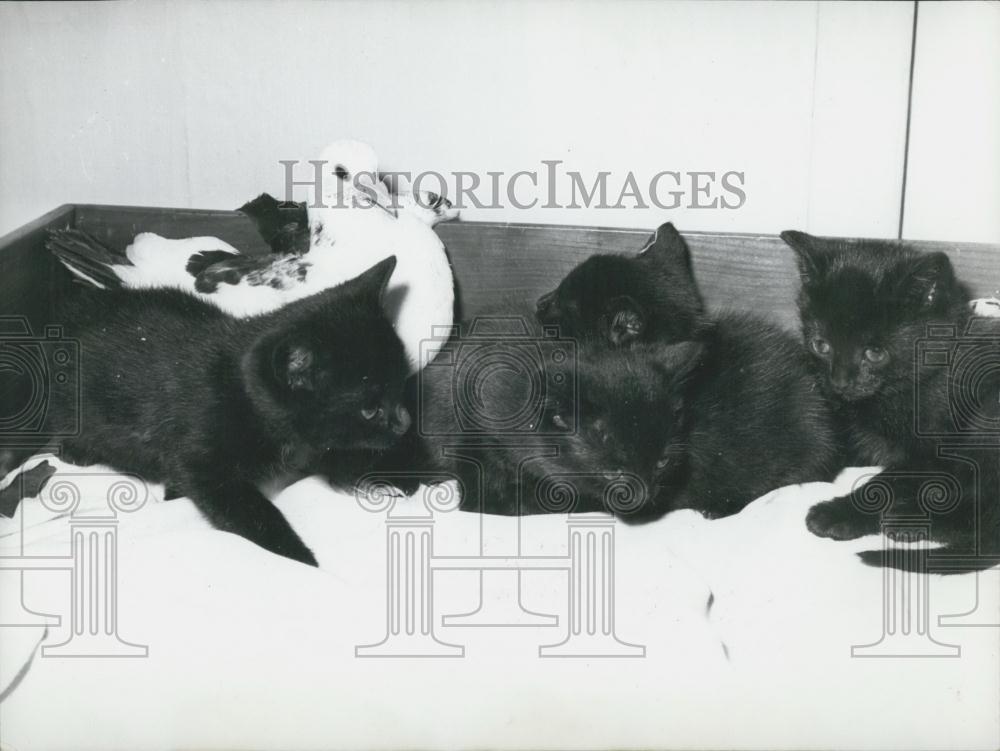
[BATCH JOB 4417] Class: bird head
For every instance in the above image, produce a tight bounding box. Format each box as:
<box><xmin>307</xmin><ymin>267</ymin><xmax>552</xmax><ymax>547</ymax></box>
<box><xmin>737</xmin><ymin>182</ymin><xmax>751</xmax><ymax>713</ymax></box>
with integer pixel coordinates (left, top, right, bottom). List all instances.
<box><xmin>318</xmin><ymin>139</ymin><xmax>395</xmax><ymax>216</ymax></box>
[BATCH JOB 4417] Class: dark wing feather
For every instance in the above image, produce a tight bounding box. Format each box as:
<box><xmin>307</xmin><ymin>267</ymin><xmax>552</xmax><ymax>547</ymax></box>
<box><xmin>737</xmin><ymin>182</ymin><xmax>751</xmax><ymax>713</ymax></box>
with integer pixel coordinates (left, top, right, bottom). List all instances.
<box><xmin>186</xmin><ymin>249</ymin><xmax>242</xmax><ymax>278</ymax></box>
<box><xmin>190</xmin><ymin>253</ymin><xmax>301</xmax><ymax>294</ymax></box>
<box><xmin>46</xmin><ymin>229</ymin><xmax>127</xmax><ymax>289</ymax></box>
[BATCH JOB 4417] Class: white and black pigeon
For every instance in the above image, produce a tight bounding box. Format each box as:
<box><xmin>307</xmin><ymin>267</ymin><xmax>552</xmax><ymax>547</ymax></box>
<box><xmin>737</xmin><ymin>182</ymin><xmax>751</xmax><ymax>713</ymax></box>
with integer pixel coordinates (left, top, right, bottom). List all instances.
<box><xmin>47</xmin><ymin>139</ymin><xmax>458</xmax><ymax>371</ymax></box>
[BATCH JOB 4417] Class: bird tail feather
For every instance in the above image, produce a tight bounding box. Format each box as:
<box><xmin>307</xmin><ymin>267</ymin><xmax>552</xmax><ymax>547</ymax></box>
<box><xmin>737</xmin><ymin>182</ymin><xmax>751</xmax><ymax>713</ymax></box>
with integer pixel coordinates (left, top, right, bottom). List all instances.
<box><xmin>46</xmin><ymin>229</ymin><xmax>125</xmax><ymax>289</ymax></box>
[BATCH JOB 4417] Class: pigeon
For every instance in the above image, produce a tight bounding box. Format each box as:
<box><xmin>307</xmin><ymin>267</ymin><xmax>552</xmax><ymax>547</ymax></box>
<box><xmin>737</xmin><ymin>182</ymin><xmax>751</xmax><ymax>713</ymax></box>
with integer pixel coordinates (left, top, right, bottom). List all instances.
<box><xmin>47</xmin><ymin>140</ymin><xmax>458</xmax><ymax>371</ymax></box>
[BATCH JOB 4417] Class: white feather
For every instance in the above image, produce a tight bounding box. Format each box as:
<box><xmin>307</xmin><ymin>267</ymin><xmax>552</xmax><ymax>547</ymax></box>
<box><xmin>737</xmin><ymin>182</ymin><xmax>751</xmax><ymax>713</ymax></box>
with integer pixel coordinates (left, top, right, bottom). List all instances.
<box><xmin>63</xmin><ymin>265</ymin><xmax>107</xmax><ymax>289</ymax></box>
<box><xmin>302</xmin><ymin>139</ymin><xmax>455</xmax><ymax>370</ymax></box>
<box><xmin>110</xmin><ymin>233</ymin><xmax>241</xmax><ymax>291</ymax></box>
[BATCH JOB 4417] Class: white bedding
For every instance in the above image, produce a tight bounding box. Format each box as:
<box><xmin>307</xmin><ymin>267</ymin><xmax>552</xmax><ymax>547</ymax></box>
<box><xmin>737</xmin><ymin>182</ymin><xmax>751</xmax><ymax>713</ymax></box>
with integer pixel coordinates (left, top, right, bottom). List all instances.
<box><xmin>1</xmin><ymin>458</ymin><xmax>998</xmax><ymax>750</ymax></box>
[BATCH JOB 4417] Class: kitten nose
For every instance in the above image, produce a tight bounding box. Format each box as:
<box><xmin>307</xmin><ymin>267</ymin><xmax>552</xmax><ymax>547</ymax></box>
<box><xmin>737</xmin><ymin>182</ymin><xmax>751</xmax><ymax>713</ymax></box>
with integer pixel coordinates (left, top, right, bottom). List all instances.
<box><xmin>391</xmin><ymin>404</ymin><xmax>411</xmax><ymax>435</ymax></box>
<box><xmin>830</xmin><ymin>368</ymin><xmax>852</xmax><ymax>392</ymax></box>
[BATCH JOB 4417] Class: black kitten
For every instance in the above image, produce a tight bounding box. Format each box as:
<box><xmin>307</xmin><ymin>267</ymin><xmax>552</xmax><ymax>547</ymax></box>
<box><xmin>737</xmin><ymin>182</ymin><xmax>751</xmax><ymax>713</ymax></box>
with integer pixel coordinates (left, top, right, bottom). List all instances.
<box><xmin>635</xmin><ymin>311</ymin><xmax>840</xmax><ymax>522</ymax></box>
<box><xmin>783</xmin><ymin>230</ymin><xmax>1000</xmax><ymax>573</ymax></box>
<box><xmin>1</xmin><ymin>257</ymin><xmax>410</xmax><ymax>565</ymax></box>
<box><xmin>384</xmin><ymin>299</ymin><xmax>838</xmax><ymax>523</ymax></box>
<box><xmin>496</xmin><ymin>323</ymin><xmax>836</xmax><ymax>525</ymax></box>
<box><xmin>536</xmin><ymin>222</ymin><xmax>707</xmax><ymax>346</ymax></box>
<box><xmin>405</xmin><ymin>316</ymin><xmax>701</xmax><ymax>518</ymax></box>
<box><xmin>530</xmin><ymin>225</ymin><xmax>840</xmax><ymax>520</ymax></box>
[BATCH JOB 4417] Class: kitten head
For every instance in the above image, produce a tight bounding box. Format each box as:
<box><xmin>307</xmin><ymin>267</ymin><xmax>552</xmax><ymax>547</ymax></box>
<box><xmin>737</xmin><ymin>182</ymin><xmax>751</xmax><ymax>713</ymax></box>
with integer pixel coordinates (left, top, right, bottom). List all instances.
<box><xmin>249</xmin><ymin>256</ymin><xmax>412</xmax><ymax>451</ymax></box>
<box><xmin>535</xmin><ymin>222</ymin><xmax>706</xmax><ymax>347</ymax></box>
<box><xmin>533</xmin><ymin>340</ymin><xmax>704</xmax><ymax>512</ymax></box>
<box><xmin>782</xmin><ymin>230</ymin><xmax>968</xmax><ymax>401</ymax></box>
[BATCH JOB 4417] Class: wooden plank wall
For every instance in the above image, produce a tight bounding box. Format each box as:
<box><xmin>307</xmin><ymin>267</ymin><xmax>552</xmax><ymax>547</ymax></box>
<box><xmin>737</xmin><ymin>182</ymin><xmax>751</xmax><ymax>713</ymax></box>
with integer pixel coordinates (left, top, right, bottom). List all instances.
<box><xmin>2</xmin><ymin>204</ymin><xmax>999</xmax><ymax>335</ymax></box>
<box><xmin>437</xmin><ymin>223</ymin><xmax>1000</xmax><ymax>329</ymax></box>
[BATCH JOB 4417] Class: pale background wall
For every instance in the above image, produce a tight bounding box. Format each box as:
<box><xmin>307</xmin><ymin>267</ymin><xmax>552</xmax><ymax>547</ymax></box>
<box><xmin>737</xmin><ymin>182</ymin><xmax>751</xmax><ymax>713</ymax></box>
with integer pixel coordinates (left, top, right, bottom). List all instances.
<box><xmin>902</xmin><ymin>1</ymin><xmax>1000</xmax><ymax>243</ymax></box>
<box><xmin>0</xmin><ymin>0</ymin><xmax>996</xmax><ymax>243</ymax></box>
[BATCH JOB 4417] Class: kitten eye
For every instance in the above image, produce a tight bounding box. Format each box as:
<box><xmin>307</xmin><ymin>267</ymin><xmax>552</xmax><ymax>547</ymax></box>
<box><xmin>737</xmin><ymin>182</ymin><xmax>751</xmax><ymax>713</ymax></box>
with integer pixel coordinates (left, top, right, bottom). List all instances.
<box><xmin>864</xmin><ymin>347</ymin><xmax>888</xmax><ymax>364</ymax></box>
<box><xmin>361</xmin><ymin>406</ymin><xmax>382</xmax><ymax>421</ymax></box>
<box><xmin>810</xmin><ymin>337</ymin><xmax>831</xmax><ymax>355</ymax></box>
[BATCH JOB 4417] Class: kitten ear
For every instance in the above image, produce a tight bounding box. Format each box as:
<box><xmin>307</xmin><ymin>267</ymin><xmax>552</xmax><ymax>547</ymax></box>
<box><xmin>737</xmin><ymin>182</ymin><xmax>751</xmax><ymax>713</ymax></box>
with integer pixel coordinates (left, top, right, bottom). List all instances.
<box><xmin>901</xmin><ymin>251</ymin><xmax>956</xmax><ymax>310</ymax></box>
<box><xmin>640</xmin><ymin>222</ymin><xmax>694</xmax><ymax>274</ymax></box>
<box><xmin>781</xmin><ymin>230</ymin><xmax>828</xmax><ymax>281</ymax></box>
<box><xmin>351</xmin><ymin>255</ymin><xmax>398</xmax><ymax>303</ymax></box>
<box><xmin>273</xmin><ymin>342</ymin><xmax>316</xmax><ymax>392</ymax></box>
<box><xmin>605</xmin><ymin>295</ymin><xmax>645</xmax><ymax>345</ymax></box>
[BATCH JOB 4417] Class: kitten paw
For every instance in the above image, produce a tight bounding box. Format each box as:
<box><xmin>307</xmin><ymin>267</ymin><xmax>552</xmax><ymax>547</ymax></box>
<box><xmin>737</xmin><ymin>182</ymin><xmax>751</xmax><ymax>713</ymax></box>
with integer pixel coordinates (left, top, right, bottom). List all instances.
<box><xmin>390</xmin><ymin>474</ymin><xmax>423</xmax><ymax>496</ymax></box>
<box><xmin>0</xmin><ymin>461</ymin><xmax>56</xmax><ymax>517</ymax></box>
<box><xmin>163</xmin><ymin>485</ymin><xmax>183</xmax><ymax>501</ymax></box>
<box><xmin>806</xmin><ymin>500</ymin><xmax>875</xmax><ymax>541</ymax></box>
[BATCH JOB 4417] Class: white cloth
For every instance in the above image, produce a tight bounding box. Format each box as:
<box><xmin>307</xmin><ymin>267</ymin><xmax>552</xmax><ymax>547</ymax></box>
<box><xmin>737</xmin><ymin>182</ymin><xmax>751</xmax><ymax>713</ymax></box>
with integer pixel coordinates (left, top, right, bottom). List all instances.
<box><xmin>1</xmin><ymin>460</ymin><xmax>997</xmax><ymax>750</ymax></box>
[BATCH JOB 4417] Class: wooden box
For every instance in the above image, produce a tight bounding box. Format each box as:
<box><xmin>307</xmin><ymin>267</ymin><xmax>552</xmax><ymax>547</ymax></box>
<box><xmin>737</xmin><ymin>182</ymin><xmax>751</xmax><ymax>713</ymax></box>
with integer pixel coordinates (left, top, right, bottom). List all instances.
<box><xmin>2</xmin><ymin>203</ymin><xmax>999</xmax><ymax>337</ymax></box>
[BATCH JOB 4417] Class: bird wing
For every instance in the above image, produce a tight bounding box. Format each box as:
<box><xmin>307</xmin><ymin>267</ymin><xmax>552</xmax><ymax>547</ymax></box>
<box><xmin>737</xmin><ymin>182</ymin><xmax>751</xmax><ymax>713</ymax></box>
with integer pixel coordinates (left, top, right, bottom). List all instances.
<box><xmin>114</xmin><ymin>233</ymin><xmax>241</xmax><ymax>290</ymax></box>
<box><xmin>188</xmin><ymin>252</ymin><xmax>311</xmax><ymax>294</ymax></box>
